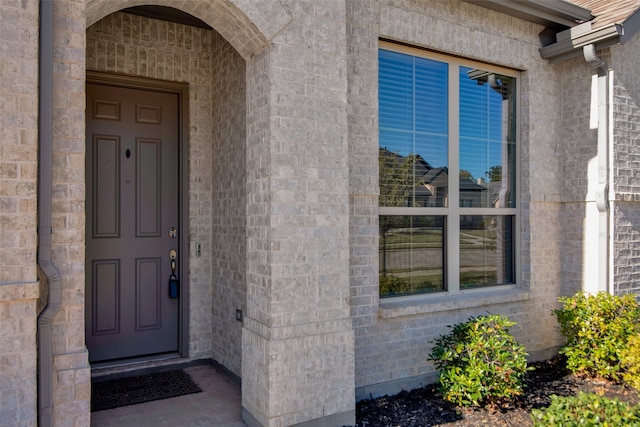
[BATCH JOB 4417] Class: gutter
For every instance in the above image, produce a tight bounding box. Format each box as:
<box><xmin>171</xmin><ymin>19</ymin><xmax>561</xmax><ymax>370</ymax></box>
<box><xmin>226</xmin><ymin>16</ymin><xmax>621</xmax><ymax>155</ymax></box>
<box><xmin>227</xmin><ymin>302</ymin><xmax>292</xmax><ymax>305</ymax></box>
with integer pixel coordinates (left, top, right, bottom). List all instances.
<box><xmin>540</xmin><ymin>23</ymin><xmax>623</xmax><ymax>63</ymax></box>
<box><xmin>583</xmin><ymin>44</ymin><xmax>610</xmax><ymax>294</ymax></box>
<box><xmin>37</xmin><ymin>1</ymin><xmax>61</xmax><ymax>426</ymax></box>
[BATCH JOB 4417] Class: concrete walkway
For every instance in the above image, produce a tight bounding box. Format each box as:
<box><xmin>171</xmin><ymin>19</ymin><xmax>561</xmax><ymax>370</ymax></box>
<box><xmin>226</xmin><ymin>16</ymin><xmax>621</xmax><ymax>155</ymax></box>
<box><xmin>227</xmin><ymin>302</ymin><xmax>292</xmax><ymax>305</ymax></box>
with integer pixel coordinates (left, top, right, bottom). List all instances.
<box><xmin>90</xmin><ymin>365</ymin><xmax>244</xmax><ymax>426</ymax></box>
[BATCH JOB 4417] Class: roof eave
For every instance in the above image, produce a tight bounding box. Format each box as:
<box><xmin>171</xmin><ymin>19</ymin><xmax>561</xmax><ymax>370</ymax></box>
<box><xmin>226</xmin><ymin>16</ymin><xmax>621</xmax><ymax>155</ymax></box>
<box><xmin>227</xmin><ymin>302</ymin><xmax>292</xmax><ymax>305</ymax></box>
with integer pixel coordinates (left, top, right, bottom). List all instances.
<box><xmin>464</xmin><ymin>0</ymin><xmax>592</xmax><ymax>28</ymax></box>
<box><xmin>619</xmin><ymin>7</ymin><xmax>640</xmax><ymax>44</ymax></box>
<box><xmin>539</xmin><ymin>24</ymin><xmax>624</xmax><ymax>63</ymax></box>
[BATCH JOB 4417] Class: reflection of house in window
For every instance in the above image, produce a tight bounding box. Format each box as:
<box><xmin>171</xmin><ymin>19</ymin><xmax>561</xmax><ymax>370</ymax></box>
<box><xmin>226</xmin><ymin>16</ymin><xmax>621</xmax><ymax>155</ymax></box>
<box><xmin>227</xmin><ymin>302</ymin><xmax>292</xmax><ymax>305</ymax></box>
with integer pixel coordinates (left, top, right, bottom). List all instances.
<box><xmin>379</xmin><ymin>147</ymin><xmax>490</xmax><ymax>214</ymax></box>
<box><xmin>421</xmin><ymin>167</ymin><xmax>447</xmax><ymax>207</ymax></box>
<box><xmin>419</xmin><ymin>166</ymin><xmax>488</xmax><ymax>216</ymax></box>
<box><xmin>459</xmin><ymin>176</ymin><xmax>487</xmax><ymax>207</ymax></box>
<box><xmin>459</xmin><ymin>177</ymin><xmax>487</xmax><ymax>229</ymax></box>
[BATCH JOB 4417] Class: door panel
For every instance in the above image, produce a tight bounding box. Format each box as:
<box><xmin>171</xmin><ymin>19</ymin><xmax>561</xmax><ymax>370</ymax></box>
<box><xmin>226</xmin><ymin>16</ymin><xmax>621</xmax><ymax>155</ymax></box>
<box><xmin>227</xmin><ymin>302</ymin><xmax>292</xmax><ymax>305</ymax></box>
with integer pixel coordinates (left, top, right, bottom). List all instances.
<box><xmin>135</xmin><ymin>257</ymin><xmax>161</xmax><ymax>330</ymax></box>
<box><xmin>93</xmin><ymin>135</ymin><xmax>120</xmax><ymax>237</ymax></box>
<box><xmin>92</xmin><ymin>260</ymin><xmax>120</xmax><ymax>335</ymax></box>
<box><xmin>86</xmin><ymin>82</ymin><xmax>180</xmax><ymax>363</ymax></box>
<box><xmin>137</xmin><ymin>139</ymin><xmax>161</xmax><ymax>236</ymax></box>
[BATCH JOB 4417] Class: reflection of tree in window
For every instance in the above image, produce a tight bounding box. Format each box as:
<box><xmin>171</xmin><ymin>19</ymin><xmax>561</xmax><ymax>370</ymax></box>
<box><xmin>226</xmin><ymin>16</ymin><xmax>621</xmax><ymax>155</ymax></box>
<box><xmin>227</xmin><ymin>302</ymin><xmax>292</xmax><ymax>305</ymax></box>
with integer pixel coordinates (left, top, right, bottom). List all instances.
<box><xmin>378</xmin><ymin>148</ymin><xmax>426</xmax><ymax>208</ymax></box>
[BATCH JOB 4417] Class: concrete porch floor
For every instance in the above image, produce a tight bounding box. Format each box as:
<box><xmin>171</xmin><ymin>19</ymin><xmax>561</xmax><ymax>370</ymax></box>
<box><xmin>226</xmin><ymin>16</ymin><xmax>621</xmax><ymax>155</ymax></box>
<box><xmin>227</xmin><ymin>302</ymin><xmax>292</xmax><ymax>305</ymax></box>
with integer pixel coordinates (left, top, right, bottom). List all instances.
<box><xmin>90</xmin><ymin>365</ymin><xmax>244</xmax><ymax>426</ymax></box>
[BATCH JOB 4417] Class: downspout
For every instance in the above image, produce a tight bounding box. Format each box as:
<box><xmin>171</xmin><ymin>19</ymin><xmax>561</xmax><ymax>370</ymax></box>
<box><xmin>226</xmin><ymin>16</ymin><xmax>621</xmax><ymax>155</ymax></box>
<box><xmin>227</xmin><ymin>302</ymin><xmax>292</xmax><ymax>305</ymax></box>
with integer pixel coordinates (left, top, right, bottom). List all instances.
<box><xmin>37</xmin><ymin>0</ymin><xmax>61</xmax><ymax>426</ymax></box>
<box><xmin>583</xmin><ymin>44</ymin><xmax>610</xmax><ymax>293</ymax></box>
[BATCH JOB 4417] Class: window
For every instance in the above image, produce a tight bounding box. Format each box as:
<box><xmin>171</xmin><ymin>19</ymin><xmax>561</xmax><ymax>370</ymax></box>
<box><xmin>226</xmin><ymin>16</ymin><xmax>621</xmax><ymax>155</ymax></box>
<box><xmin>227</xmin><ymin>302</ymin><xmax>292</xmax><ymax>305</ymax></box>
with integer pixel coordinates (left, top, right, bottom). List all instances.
<box><xmin>378</xmin><ymin>42</ymin><xmax>518</xmax><ymax>298</ymax></box>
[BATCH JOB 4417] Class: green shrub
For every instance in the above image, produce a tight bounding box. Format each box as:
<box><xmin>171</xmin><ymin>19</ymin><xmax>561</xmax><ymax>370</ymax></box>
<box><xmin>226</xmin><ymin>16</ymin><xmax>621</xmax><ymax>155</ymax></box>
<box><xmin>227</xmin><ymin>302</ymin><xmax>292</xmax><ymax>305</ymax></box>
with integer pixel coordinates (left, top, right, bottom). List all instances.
<box><xmin>428</xmin><ymin>314</ymin><xmax>531</xmax><ymax>407</ymax></box>
<box><xmin>530</xmin><ymin>392</ymin><xmax>640</xmax><ymax>426</ymax></box>
<box><xmin>554</xmin><ymin>292</ymin><xmax>640</xmax><ymax>380</ymax></box>
<box><xmin>621</xmin><ymin>334</ymin><xmax>640</xmax><ymax>391</ymax></box>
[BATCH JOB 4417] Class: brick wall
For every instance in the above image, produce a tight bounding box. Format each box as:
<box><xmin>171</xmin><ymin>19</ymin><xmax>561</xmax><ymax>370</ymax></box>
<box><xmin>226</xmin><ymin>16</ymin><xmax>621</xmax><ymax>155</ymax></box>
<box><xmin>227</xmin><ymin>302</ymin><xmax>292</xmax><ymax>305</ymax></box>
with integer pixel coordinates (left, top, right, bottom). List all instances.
<box><xmin>0</xmin><ymin>0</ymin><xmax>39</xmax><ymax>286</ymax></box>
<box><xmin>0</xmin><ymin>287</ymin><xmax>38</xmax><ymax>427</ymax></box>
<box><xmin>347</xmin><ymin>0</ymin><xmax>382</xmax><ymax>337</ymax></box>
<box><xmin>558</xmin><ymin>35</ymin><xmax>640</xmax><ymax>298</ymax></box>
<box><xmin>0</xmin><ymin>0</ymin><xmax>40</xmax><ymax>423</ymax></box>
<box><xmin>242</xmin><ymin>1</ymin><xmax>355</xmax><ymax>425</ymax></box>
<box><xmin>210</xmin><ymin>29</ymin><xmax>246</xmax><ymax>376</ymax></box>
<box><xmin>350</xmin><ymin>0</ymin><xmax>567</xmax><ymax>399</ymax></box>
<box><xmin>610</xmin><ymin>34</ymin><xmax>640</xmax><ymax>296</ymax></box>
<box><xmin>557</xmin><ymin>56</ymin><xmax>599</xmax><ymax>296</ymax></box>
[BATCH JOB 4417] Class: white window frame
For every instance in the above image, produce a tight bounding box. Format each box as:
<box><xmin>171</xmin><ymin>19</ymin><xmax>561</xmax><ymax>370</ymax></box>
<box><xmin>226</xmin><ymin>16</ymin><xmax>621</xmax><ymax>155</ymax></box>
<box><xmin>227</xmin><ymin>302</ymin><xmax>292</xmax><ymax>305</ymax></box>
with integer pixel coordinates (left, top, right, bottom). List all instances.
<box><xmin>378</xmin><ymin>40</ymin><xmax>521</xmax><ymax>298</ymax></box>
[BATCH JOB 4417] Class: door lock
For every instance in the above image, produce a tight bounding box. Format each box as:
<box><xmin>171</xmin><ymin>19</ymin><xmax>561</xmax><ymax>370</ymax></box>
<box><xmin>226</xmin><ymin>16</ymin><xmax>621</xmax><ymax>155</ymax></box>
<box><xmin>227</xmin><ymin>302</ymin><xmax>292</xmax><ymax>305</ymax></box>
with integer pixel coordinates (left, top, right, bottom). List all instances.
<box><xmin>168</xmin><ymin>249</ymin><xmax>179</xmax><ymax>298</ymax></box>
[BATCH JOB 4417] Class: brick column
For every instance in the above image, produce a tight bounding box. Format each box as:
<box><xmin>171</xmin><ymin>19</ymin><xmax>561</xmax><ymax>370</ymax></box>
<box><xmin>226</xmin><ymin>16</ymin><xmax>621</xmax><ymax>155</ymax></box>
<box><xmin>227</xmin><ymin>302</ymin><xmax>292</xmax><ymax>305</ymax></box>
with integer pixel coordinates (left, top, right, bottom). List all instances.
<box><xmin>242</xmin><ymin>2</ymin><xmax>355</xmax><ymax>426</ymax></box>
<box><xmin>50</xmin><ymin>1</ymin><xmax>91</xmax><ymax>425</ymax></box>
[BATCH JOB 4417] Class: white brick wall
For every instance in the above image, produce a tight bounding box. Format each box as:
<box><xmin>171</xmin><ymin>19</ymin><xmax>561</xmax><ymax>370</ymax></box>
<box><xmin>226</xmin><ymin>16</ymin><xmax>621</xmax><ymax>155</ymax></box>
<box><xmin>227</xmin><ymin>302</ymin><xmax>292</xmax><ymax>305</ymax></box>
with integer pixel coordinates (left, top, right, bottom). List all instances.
<box><xmin>0</xmin><ymin>0</ymin><xmax>39</xmax><ymax>285</ymax></box>
<box><xmin>0</xmin><ymin>0</ymin><xmax>40</xmax><ymax>422</ymax></box>
<box><xmin>0</xmin><ymin>285</ymin><xmax>39</xmax><ymax>427</ymax></box>
<box><xmin>243</xmin><ymin>1</ymin><xmax>355</xmax><ymax>425</ymax></box>
<box><xmin>558</xmin><ymin>36</ymin><xmax>640</xmax><ymax>298</ymax></box>
<box><xmin>210</xmin><ymin>29</ymin><xmax>247</xmax><ymax>376</ymax></box>
<box><xmin>350</xmin><ymin>0</ymin><xmax>567</xmax><ymax>399</ymax></box>
<box><xmin>610</xmin><ymin>33</ymin><xmax>640</xmax><ymax>296</ymax></box>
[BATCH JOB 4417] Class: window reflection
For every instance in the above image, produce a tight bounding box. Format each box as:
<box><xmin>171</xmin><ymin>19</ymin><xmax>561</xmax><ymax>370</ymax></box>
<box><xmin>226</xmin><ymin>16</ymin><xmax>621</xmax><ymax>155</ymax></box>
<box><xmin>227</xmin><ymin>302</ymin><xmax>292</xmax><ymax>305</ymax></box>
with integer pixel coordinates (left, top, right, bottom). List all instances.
<box><xmin>379</xmin><ymin>216</ymin><xmax>444</xmax><ymax>297</ymax></box>
<box><xmin>379</xmin><ymin>50</ymin><xmax>448</xmax><ymax>208</ymax></box>
<box><xmin>378</xmin><ymin>45</ymin><xmax>518</xmax><ymax>298</ymax></box>
<box><xmin>460</xmin><ymin>215</ymin><xmax>514</xmax><ymax>289</ymax></box>
<box><xmin>459</xmin><ymin>68</ymin><xmax>516</xmax><ymax>209</ymax></box>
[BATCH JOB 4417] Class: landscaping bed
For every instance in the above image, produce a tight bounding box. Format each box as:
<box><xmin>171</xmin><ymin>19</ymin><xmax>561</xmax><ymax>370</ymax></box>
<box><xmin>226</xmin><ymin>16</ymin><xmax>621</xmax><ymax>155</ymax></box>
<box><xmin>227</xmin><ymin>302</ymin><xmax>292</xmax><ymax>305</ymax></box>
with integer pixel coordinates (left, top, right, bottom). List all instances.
<box><xmin>355</xmin><ymin>355</ymin><xmax>640</xmax><ymax>426</ymax></box>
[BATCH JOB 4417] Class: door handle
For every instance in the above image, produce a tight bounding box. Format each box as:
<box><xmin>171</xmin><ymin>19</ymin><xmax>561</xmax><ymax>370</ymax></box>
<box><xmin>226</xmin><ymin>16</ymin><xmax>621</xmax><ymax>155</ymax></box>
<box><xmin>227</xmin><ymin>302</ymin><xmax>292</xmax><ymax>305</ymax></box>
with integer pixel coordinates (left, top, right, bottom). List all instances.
<box><xmin>169</xmin><ymin>249</ymin><xmax>179</xmax><ymax>298</ymax></box>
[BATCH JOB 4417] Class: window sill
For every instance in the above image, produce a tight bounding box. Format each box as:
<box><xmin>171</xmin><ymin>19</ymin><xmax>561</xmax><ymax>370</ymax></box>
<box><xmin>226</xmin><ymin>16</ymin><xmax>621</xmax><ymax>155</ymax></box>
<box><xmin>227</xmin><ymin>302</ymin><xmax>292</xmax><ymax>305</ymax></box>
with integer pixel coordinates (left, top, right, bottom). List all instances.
<box><xmin>379</xmin><ymin>286</ymin><xmax>530</xmax><ymax>319</ymax></box>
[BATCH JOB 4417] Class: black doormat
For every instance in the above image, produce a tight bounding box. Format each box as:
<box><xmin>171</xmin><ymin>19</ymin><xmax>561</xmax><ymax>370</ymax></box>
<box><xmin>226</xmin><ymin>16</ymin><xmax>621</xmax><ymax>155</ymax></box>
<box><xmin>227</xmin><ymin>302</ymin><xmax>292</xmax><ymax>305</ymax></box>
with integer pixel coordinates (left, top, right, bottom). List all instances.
<box><xmin>91</xmin><ymin>369</ymin><xmax>202</xmax><ymax>412</ymax></box>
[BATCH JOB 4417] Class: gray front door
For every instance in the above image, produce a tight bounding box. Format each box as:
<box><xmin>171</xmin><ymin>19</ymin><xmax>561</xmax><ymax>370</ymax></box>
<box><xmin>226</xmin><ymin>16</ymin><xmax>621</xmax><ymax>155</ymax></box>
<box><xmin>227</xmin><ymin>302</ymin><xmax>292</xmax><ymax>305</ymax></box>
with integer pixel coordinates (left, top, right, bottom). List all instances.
<box><xmin>85</xmin><ymin>81</ymin><xmax>180</xmax><ymax>363</ymax></box>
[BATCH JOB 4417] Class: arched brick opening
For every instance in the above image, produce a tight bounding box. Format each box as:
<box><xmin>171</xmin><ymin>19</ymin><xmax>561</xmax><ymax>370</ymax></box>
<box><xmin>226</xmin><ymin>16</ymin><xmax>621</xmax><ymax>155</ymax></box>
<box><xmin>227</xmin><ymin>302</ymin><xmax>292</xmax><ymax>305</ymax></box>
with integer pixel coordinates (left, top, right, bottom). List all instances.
<box><xmin>82</xmin><ymin>0</ymin><xmax>291</xmax><ymax>370</ymax></box>
<box><xmin>85</xmin><ymin>0</ymin><xmax>290</xmax><ymax>59</ymax></box>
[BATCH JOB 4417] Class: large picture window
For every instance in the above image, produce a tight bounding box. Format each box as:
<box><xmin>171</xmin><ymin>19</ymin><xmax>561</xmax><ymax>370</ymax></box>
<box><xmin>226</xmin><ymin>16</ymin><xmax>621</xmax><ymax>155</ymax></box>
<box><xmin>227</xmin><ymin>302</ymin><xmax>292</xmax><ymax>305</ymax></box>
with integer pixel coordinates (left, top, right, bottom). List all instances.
<box><xmin>379</xmin><ymin>42</ymin><xmax>518</xmax><ymax>298</ymax></box>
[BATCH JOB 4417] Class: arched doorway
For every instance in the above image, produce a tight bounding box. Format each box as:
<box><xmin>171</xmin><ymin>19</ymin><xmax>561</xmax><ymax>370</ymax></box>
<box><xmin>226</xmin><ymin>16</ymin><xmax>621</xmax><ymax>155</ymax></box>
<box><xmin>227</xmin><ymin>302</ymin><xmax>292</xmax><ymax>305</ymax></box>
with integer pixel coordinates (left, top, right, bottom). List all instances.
<box><xmin>82</xmin><ymin>0</ymin><xmax>289</xmax><ymax>372</ymax></box>
<box><xmin>37</xmin><ymin>1</ymin><xmax>295</xmax><ymax>425</ymax></box>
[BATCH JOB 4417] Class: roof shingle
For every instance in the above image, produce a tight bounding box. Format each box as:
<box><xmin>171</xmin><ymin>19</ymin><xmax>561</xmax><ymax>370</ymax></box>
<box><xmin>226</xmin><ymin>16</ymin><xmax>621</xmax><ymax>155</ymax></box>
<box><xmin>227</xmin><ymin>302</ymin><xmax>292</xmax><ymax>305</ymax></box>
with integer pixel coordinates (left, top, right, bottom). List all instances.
<box><xmin>568</xmin><ymin>0</ymin><xmax>640</xmax><ymax>29</ymax></box>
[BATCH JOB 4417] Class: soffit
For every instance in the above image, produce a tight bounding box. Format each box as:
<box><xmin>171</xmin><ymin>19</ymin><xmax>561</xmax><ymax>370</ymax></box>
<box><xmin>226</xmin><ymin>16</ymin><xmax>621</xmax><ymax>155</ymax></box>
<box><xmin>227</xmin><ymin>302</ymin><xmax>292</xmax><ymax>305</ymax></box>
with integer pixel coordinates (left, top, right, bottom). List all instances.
<box><xmin>464</xmin><ymin>0</ymin><xmax>592</xmax><ymax>29</ymax></box>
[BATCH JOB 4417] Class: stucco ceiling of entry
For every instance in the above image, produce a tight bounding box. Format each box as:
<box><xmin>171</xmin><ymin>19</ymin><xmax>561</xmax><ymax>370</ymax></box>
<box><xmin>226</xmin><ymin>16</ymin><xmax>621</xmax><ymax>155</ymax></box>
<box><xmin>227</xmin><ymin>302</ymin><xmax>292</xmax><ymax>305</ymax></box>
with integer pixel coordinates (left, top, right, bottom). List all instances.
<box><xmin>85</xmin><ymin>0</ymin><xmax>291</xmax><ymax>59</ymax></box>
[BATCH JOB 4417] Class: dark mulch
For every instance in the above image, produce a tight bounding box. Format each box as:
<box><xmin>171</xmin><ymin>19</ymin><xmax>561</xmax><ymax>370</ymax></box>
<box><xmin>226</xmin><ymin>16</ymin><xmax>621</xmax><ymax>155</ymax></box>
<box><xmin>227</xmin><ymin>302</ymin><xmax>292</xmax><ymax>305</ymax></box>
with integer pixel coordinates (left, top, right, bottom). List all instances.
<box><xmin>355</xmin><ymin>356</ymin><xmax>640</xmax><ymax>426</ymax></box>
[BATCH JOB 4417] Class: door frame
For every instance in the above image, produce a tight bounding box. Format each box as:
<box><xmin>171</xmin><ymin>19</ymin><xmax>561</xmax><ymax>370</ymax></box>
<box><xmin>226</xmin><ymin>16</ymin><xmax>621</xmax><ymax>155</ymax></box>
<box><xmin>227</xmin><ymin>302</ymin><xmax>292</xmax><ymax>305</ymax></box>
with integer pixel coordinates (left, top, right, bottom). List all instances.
<box><xmin>85</xmin><ymin>70</ymin><xmax>190</xmax><ymax>361</ymax></box>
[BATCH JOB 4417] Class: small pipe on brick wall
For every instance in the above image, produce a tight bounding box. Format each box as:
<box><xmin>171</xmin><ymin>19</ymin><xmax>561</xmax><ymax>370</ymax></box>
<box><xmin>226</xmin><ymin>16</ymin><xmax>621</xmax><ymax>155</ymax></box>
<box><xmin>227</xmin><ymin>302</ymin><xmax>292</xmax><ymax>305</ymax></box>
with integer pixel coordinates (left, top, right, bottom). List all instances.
<box><xmin>583</xmin><ymin>44</ymin><xmax>611</xmax><ymax>294</ymax></box>
<box><xmin>36</xmin><ymin>0</ymin><xmax>62</xmax><ymax>426</ymax></box>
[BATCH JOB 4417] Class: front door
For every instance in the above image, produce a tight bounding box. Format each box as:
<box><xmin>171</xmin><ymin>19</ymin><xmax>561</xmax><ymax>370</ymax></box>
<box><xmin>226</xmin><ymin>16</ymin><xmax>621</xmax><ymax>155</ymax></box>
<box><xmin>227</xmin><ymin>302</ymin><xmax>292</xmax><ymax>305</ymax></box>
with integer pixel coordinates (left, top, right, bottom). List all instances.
<box><xmin>85</xmin><ymin>80</ymin><xmax>180</xmax><ymax>363</ymax></box>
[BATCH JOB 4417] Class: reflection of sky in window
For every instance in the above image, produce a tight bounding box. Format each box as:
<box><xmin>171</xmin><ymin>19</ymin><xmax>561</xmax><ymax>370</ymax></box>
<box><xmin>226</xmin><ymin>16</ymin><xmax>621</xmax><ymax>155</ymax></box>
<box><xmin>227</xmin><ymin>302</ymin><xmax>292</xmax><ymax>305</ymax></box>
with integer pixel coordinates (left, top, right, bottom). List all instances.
<box><xmin>379</xmin><ymin>50</ymin><xmax>506</xmax><ymax>181</ymax></box>
<box><xmin>379</xmin><ymin>49</ymin><xmax>448</xmax><ymax>170</ymax></box>
<box><xmin>459</xmin><ymin>66</ymin><xmax>505</xmax><ymax>181</ymax></box>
